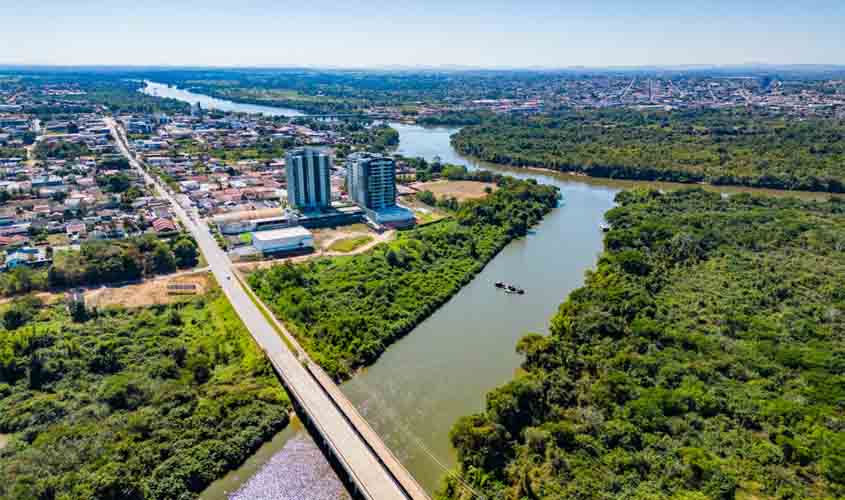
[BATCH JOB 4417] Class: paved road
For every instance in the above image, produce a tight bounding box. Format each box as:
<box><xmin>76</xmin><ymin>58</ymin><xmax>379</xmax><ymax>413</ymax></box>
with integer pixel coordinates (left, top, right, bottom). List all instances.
<box><xmin>107</xmin><ymin>119</ymin><xmax>428</xmax><ymax>500</ymax></box>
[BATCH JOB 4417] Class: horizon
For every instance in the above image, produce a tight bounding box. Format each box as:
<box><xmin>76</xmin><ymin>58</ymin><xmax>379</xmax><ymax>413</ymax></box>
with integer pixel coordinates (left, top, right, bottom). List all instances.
<box><xmin>2</xmin><ymin>0</ymin><xmax>844</xmax><ymax>68</ymax></box>
<box><xmin>3</xmin><ymin>62</ymin><xmax>845</xmax><ymax>72</ymax></box>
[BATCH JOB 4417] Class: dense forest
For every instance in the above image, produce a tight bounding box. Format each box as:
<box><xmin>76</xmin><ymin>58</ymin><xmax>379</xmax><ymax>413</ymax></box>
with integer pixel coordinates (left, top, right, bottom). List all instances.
<box><xmin>249</xmin><ymin>177</ymin><xmax>559</xmax><ymax>379</ymax></box>
<box><xmin>452</xmin><ymin>110</ymin><xmax>845</xmax><ymax>192</ymax></box>
<box><xmin>441</xmin><ymin>189</ymin><xmax>845</xmax><ymax>500</ymax></box>
<box><xmin>0</xmin><ymin>288</ymin><xmax>289</xmax><ymax>500</ymax></box>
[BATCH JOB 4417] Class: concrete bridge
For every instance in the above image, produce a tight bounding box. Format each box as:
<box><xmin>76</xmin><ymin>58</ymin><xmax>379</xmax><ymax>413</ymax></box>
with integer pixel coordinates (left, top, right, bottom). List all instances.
<box><xmin>108</xmin><ymin>119</ymin><xmax>430</xmax><ymax>500</ymax></box>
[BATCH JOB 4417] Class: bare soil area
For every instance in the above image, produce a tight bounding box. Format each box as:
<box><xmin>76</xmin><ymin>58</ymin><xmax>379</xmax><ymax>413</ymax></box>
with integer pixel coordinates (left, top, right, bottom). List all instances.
<box><xmin>85</xmin><ymin>271</ymin><xmax>213</xmax><ymax>308</ymax></box>
<box><xmin>411</xmin><ymin>180</ymin><xmax>496</xmax><ymax>201</ymax></box>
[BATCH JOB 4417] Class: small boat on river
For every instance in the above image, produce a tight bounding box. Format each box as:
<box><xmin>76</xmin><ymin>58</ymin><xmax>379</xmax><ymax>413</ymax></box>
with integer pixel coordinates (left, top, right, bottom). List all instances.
<box><xmin>495</xmin><ymin>282</ymin><xmax>525</xmax><ymax>294</ymax></box>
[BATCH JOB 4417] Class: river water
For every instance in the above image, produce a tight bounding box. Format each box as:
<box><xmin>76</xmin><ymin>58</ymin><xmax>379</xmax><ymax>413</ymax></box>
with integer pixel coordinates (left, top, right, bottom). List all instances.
<box><xmin>142</xmin><ymin>81</ymin><xmax>304</xmax><ymax>117</ymax></box>
<box><xmin>140</xmin><ymin>85</ymin><xmax>832</xmax><ymax>499</ymax></box>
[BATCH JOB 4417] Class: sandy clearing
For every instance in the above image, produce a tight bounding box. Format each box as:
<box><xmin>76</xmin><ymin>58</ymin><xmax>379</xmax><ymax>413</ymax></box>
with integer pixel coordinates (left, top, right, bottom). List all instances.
<box><xmin>410</xmin><ymin>180</ymin><xmax>496</xmax><ymax>201</ymax></box>
<box><xmin>85</xmin><ymin>270</ymin><xmax>213</xmax><ymax>308</ymax></box>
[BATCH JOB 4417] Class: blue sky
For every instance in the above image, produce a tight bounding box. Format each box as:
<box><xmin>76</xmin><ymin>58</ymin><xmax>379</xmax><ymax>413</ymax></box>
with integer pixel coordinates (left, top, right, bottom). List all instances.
<box><xmin>1</xmin><ymin>0</ymin><xmax>843</xmax><ymax>67</ymax></box>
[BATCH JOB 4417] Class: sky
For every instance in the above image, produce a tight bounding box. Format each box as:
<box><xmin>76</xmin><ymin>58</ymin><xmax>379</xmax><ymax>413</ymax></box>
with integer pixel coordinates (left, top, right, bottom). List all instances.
<box><xmin>1</xmin><ymin>0</ymin><xmax>844</xmax><ymax>68</ymax></box>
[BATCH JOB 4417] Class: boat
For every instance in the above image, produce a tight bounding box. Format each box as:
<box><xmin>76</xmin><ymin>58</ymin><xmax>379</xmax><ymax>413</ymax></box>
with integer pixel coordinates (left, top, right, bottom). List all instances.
<box><xmin>496</xmin><ymin>282</ymin><xmax>525</xmax><ymax>294</ymax></box>
<box><xmin>600</xmin><ymin>223</ymin><xmax>610</xmax><ymax>232</ymax></box>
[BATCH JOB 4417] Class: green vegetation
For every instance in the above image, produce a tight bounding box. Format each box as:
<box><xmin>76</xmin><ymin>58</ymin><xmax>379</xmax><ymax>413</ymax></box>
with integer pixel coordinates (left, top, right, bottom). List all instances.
<box><xmin>97</xmin><ymin>172</ymin><xmax>132</xmax><ymax>193</ymax></box>
<box><xmin>0</xmin><ymin>288</ymin><xmax>289</xmax><ymax>500</ymax></box>
<box><xmin>249</xmin><ymin>177</ymin><xmax>559</xmax><ymax>379</ymax></box>
<box><xmin>98</xmin><ymin>157</ymin><xmax>130</xmax><ymax>170</ymax></box>
<box><xmin>15</xmin><ymin>76</ymin><xmax>189</xmax><ymax>117</ymax></box>
<box><xmin>416</xmin><ymin>110</ymin><xmax>495</xmax><ymax>126</ymax></box>
<box><xmin>356</xmin><ymin>124</ymin><xmax>399</xmax><ymax>152</ymax></box>
<box><xmin>442</xmin><ymin>189</ymin><xmax>845</xmax><ymax>500</ymax></box>
<box><xmin>0</xmin><ymin>235</ymin><xmax>199</xmax><ymax>297</ymax></box>
<box><xmin>327</xmin><ymin>235</ymin><xmax>373</xmax><ymax>253</ymax></box>
<box><xmin>0</xmin><ymin>147</ymin><xmax>26</xmax><ymax>159</ymax></box>
<box><xmin>173</xmin><ymin>137</ymin><xmax>293</xmax><ymax>163</ymax></box>
<box><xmin>452</xmin><ymin>110</ymin><xmax>845</xmax><ymax>192</ymax></box>
<box><xmin>48</xmin><ymin>235</ymin><xmax>199</xmax><ymax>290</ymax></box>
<box><xmin>33</xmin><ymin>140</ymin><xmax>90</xmax><ymax>160</ymax></box>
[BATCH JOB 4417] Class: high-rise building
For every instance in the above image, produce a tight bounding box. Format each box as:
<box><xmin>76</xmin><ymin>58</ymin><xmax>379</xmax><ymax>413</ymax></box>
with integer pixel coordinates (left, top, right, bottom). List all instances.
<box><xmin>285</xmin><ymin>148</ymin><xmax>332</xmax><ymax>211</ymax></box>
<box><xmin>346</xmin><ymin>153</ymin><xmax>397</xmax><ymax>210</ymax></box>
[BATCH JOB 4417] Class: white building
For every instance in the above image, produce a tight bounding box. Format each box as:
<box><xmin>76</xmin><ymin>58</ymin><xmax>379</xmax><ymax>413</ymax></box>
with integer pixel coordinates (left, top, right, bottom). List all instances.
<box><xmin>252</xmin><ymin>226</ymin><xmax>314</xmax><ymax>254</ymax></box>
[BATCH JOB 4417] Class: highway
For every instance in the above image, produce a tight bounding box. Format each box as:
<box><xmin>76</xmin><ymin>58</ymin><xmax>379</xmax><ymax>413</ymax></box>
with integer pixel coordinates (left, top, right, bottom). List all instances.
<box><xmin>106</xmin><ymin>118</ymin><xmax>430</xmax><ymax>500</ymax></box>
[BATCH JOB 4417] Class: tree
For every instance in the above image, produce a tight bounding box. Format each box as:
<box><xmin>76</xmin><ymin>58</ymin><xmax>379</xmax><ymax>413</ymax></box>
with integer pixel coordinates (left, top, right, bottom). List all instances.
<box><xmin>151</xmin><ymin>244</ymin><xmax>176</xmax><ymax>274</ymax></box>
<box><xmin>101</xmin><ymin>173</ymin><xmax>131</xmax><ymax>193</ymax></box>
<box><xmin>172</xmin><ymin>239</ymin><xmax>199</xmax><ymax>269</ymax></box>
<box><xmin>417</xmin><ymin>190</ymin><xmax>436</xmax><ymax>206</ymax></box>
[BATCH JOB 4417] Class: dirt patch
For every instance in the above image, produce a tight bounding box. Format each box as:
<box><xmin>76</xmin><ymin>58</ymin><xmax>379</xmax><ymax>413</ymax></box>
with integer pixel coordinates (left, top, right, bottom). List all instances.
<box><xmin>411</xmin><ymin>180</ymin><xmax>497</xmax><ymax>201</ymax></box>
<box><xmin>0</xmin><ymin>433</ymin><xmax>9</xmax><ymax>451</ymax></box>
<box><xmin>0</xmin><ymin>291</ymin><xmax>62</xmax><ymax>307</ymax></box>
<box><xmin>86</xmin><ymin>271</ymin><xmax>213</xmax><ymax>309</ymax></box>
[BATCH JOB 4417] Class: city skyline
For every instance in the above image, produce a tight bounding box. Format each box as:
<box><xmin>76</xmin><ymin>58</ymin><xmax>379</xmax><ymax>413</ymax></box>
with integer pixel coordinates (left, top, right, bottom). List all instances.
<box><xmin>2</xmin><ymin>0</ymin><xmax>844</xmax><ymax>68</ymax></box>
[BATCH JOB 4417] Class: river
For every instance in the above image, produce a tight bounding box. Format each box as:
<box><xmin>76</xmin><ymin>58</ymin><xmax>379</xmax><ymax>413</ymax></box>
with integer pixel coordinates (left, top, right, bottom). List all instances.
<box><xmin>141</xmin><ymin>81</ymin><xmax>304</xmax><ymax>117</ymax></box>
<box><xmin>200</xmin><ymin>122</ymin><xmax>619</xmax><ymax>499</ymax></box>
<box><xmin>141</xmin><ymin>84</ymin><xmax>832</xmax><ymax>499</ymax></box>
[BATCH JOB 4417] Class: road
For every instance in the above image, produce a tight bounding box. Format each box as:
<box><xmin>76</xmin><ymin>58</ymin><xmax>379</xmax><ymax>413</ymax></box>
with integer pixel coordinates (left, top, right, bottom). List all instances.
<box><xmin>106</xmin><ymin>119</ymin><xmax>429</xmax><ymax>500</ymax></box>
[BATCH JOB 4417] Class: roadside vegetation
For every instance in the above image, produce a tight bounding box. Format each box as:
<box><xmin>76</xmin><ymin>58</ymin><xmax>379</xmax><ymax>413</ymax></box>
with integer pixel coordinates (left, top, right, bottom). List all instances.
<box><xmin>441</xmin><ymin>189</ymin><xmax>845</xmax><ymax>500</ymax></box>
<box><xmin>0</xmin><ymin>288</ymin><xmax>289</xmax><ymax>500</ymax></box>
<box><xmin>249</xmin><ymin>176</ymin><xmax>559</xmax><ymax>379</ymax></box>
<box><xmin>452</xmin><ymin>109</ymin><xmax>845</xmax><ymax>192</ymax></box>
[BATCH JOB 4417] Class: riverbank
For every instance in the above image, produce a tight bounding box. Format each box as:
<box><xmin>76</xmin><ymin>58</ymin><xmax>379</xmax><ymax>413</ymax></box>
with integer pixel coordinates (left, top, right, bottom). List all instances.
<box><xmin>443</xmin><ymin>188</ymin><xmax>845</xmax><ymax>499</ymax></box>
<box><xmin>248</xmin><ymin>177</ymin><xmax>559</xmax><ymax>380</ymax></box>
<box><xmin>451</xmin><ymin>154</ymin><xmax>845</xmax><ymax>200</ymax></box>
<box><xmin>450</xmin><ymin>113</ymin><xmax>845</xmax><ymax>193</ymax></box>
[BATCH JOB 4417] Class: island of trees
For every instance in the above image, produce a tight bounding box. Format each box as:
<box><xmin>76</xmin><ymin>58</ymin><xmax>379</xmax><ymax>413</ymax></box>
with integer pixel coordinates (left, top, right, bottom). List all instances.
<box><xmin>441</xmin><ymin>188</ymin><xmax>845</xmax><ymax>500</ymax></box>
<box><xmin>248</xmin><ymin>176</ymin><xmax>559</xmax><ymax>379</ymax></box>
<box><xmin>451</xmin><ymin>109</ymin><xmax>845</xmax><ymax>192</ymax></box>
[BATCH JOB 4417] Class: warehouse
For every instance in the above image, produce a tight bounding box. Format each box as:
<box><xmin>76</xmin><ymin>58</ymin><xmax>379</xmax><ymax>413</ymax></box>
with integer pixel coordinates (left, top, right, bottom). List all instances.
<box><xmin>251</xmin><ymin>226</ymin><xmax>314</xmax><ymax>255</ymax></box>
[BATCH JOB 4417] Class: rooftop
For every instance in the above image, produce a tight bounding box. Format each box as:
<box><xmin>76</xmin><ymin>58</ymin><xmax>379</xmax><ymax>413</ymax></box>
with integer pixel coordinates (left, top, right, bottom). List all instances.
<box><xmin>252</xmin><ymin>226</ymin><xmax>312</xmax><ymax>241</ymax></box>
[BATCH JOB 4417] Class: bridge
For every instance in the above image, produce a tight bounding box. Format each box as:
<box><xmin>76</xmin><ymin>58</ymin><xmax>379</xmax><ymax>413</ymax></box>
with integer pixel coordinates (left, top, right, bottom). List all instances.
<box><xmin>294</xmin><ymin>112</ymin><xmax>393</xmax><ymax>120</ymax></box>
<box><xmin>107</xmin><ymin>119</ymin><xmax>431</xmax><ymax>500</ymax></box>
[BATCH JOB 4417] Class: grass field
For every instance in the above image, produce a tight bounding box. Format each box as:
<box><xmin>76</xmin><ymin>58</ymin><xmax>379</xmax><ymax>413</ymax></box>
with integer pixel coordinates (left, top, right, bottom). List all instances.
<box><xmin>328</xmin><ymin>235</ymin><xmax>373</xmax><ymax>253</ymax></box>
